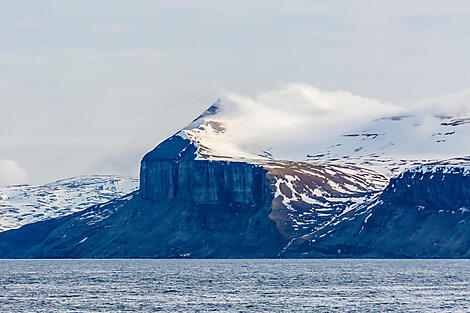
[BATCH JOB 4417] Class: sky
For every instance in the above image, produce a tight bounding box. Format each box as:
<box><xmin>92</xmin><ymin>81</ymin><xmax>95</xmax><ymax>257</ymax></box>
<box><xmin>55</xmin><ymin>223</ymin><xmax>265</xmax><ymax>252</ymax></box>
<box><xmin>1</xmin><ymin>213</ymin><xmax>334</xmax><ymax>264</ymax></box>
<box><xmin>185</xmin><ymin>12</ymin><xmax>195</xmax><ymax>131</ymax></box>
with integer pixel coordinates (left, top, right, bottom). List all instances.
<box><xmin>1</xmin><ymin>0</ymin><xmax>470</xmax><ymax>185</ymax></box>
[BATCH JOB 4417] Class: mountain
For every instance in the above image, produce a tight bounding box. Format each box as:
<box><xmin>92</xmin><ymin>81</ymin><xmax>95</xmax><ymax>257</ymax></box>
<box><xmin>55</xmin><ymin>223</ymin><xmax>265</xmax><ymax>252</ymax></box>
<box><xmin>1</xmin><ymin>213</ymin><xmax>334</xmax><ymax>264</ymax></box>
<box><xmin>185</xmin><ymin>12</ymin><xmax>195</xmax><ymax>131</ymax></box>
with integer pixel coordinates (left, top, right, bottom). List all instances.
<box><xmin>1</xmin><ymin>85</ymin><xmax>469</xmax><ymax>258</ymax></box>
<box><xmin>0</xmin><ymin>176</ymin><xmax>138</xmax><ymax>232</ymax></box>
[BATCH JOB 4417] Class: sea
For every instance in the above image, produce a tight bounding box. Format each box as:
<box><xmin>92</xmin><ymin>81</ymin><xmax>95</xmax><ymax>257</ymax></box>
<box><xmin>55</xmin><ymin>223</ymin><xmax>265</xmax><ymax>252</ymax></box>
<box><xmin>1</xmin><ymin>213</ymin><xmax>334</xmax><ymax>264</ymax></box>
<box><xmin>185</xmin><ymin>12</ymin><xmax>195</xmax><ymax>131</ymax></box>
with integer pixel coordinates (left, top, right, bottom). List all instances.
<box><xmin>0</xmin><ymin>259</ymin><xmax>469</xmax><ymax>312</ymax></box>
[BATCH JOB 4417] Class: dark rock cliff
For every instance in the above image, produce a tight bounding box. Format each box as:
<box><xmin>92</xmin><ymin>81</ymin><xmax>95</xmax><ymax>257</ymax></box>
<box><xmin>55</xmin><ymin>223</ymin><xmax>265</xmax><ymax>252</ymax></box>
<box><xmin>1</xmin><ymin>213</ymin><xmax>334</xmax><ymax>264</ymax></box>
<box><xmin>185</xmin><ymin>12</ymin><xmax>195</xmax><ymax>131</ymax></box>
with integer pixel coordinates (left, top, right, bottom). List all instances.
<box><xmin>384</xmin><ymin>167</ymin><xmax>470</xmax><ymax>210</ymax></box>
<box><xmin>140</xmin><ymin>135</ymin><xmax>270</xmax><ymax>205</ymax></box>
<box><xmin>141</xmin><ymin>160</ymin><xmax>269</xmax><ymax>205</ymax></box>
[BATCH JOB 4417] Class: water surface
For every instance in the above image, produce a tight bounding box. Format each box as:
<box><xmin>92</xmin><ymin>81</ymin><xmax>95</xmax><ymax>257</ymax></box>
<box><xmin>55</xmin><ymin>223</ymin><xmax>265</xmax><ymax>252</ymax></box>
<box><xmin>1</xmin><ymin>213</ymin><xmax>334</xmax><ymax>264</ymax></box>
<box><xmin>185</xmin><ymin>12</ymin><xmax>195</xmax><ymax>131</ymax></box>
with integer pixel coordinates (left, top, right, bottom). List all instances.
<box><xmin>0</xmin><ymin>259</ymin><xmax>469</xmax><ymax>312</ymax></box>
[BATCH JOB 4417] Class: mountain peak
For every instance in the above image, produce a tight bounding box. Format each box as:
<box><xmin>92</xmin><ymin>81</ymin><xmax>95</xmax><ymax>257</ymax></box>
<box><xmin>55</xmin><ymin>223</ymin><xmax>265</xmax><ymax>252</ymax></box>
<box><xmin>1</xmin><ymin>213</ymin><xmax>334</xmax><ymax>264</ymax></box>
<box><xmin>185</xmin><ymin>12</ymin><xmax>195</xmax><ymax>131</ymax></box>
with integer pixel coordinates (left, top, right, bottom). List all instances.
<box><xmin>149</xmin><ymin>86</ymin><xmax>470</xmax><ymax>177</ymax></box>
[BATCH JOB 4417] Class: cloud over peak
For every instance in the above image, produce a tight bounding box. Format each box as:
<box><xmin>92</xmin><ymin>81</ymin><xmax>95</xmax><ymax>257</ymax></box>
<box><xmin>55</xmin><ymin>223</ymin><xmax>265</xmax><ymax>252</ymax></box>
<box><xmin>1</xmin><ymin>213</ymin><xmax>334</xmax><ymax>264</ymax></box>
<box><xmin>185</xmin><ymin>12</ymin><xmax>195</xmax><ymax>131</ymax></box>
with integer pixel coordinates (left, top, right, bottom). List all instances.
<box><xmin>183</xmin><ymin>82</ymin><xmax>470</xmax><ymax>161</ymax></box>
<box><xmin>218</xmin><ymin>82</ymin><xmax>402</xmax><ymax>146</ymax></box>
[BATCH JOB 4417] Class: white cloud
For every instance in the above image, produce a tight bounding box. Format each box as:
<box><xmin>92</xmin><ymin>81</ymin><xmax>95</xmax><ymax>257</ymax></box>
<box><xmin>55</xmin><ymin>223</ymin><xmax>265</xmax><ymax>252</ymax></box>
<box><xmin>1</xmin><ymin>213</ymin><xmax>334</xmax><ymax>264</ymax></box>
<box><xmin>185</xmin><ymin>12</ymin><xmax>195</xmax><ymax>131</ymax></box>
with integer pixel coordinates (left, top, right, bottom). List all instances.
<box><xmin>184</xmin><ymin>83</ymin><xmax>404</xmax><ymax>159</ymax></box>
<box><xmin>0</xmin><ymin>160</ymin><xmax>28</xmax><ymax>186</ymax></box>
<box><xmin>411</xmin><ymin>89</ymin><xmax>470</xmax><ymax>117</ymax></box>
<box><xmin>220</xmin><ymin>83</ymin><xmax>401</xmax><ymax>151</ymax></box>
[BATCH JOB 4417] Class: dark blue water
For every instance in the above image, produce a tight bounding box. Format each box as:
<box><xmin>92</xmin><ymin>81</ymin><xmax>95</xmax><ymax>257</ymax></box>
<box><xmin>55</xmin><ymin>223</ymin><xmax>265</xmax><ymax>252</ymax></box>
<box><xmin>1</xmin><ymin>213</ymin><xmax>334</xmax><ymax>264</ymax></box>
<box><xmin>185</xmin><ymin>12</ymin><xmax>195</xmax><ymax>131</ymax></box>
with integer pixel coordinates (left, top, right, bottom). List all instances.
<box><xmin>0</xmin><ymin>259</ymin><xmax>469</xmax><ymax>312</ymax></box>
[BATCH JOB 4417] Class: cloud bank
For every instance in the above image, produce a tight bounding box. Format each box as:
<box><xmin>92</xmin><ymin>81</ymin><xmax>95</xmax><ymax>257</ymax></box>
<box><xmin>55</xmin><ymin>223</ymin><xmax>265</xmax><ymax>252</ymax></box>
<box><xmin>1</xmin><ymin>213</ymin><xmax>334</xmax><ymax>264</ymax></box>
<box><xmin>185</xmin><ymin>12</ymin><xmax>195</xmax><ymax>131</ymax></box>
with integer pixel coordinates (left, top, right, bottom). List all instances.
<box><xmin>411</xmin><ymin>89</ymin><xmax>470</xmax><ymax>117</ymax></box>
<box><xmin>0</xmin><ymin>160</ymin><xmax>28</xmax><ymax>186</ymax></box>
<box><xmin>208</xmin><ymin>83</ymin><xmax>403</xmax><ymax>157</ymax></box>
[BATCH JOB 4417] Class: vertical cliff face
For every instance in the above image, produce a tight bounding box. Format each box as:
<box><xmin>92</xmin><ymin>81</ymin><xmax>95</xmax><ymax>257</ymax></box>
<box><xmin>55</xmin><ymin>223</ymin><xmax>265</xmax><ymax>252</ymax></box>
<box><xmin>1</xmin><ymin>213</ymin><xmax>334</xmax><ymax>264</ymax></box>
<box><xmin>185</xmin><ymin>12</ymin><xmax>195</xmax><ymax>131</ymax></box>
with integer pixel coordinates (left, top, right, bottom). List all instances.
<box><xmin>376</xmin><ymin>166</ymin><xmax>470</xmax><ymax>231</ymax></box>
<box><xmin>139</xmin><ymin>136</ymin><xmax>271</xmax><ymax>205</ymax></box>
<box><xmin>384</xmin><ymin>166</ymin><xmax>470</xmax><ymax>210</ymax></box>
<box><xmin>140</xmin><ymin>160</ymin><xmax>270</xmax><ymax>205</ymax></box>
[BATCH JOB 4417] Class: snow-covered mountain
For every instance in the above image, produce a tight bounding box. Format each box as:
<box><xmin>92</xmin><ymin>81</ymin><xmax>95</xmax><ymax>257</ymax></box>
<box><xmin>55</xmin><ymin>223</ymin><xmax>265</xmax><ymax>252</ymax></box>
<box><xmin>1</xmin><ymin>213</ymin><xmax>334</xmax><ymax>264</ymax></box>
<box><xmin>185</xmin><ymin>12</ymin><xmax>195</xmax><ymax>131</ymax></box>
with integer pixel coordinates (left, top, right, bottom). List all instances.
<box><xmin>0</xmin><ymin>175</ymin><xmax>138</xmax><ymax>232</ymax></box>
<box><xmin>1</xmin><ymin>84</ymin><xmax>470</xmax><ymax>258</ymax></box>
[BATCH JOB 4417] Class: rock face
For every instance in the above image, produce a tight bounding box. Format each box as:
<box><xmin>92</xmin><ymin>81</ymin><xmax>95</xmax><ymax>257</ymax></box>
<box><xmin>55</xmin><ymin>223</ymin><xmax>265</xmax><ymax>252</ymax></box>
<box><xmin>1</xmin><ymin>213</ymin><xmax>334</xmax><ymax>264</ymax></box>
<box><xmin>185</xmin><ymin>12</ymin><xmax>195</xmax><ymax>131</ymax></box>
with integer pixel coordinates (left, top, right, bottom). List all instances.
<box><xmin>385</xmin><ymin>166</ymin><xmax>470</xmax><ymax>210</ymax></box>
<box><xmin>141</xmin><ymin>160</ymin><xmax>269</xmax><ymax>206</ymax></box>
<box><xmin>139</xmin><ymin>135</ymin><xmax>270</xmax><ymax>205</ymax></box>
<box><xmin>140</xmin><ymin>161</ymin><xmax>271</xmax><ymax>205</ymax></box>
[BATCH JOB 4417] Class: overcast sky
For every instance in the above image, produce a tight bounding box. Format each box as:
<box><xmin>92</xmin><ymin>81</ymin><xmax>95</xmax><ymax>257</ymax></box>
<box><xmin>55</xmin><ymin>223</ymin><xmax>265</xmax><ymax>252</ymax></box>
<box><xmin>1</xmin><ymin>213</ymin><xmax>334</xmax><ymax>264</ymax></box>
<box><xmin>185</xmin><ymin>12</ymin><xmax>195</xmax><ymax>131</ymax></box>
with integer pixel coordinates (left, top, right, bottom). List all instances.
<box><xmin>1</xmin><ymin>0</ymin><xmax>470</xmax><ymax>185</ymax></box>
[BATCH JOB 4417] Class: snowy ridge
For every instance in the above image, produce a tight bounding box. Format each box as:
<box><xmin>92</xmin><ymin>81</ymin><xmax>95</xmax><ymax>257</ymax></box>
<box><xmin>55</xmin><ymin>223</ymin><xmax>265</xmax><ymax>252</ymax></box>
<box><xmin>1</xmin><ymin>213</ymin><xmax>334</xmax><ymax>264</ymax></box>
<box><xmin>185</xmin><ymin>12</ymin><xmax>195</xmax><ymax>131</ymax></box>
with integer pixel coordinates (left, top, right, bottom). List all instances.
<box><xmin>308</xmin><ymin>114</ymin><xmax>470</xmax><ymax>177</ymax></box>
<box><xmin>403</xmin><ymin>157</ymin><xmax>470</xmax><ymax>176</ymax></box>
<box><xmin>177</xmin><ymin>102</ymin><xmax>261</xmax><ymax>161</ymax></box>
<box><xmin>0</xmin><ymin>175</ymin><xmax>138</xmax><ymax>232</ymax></box>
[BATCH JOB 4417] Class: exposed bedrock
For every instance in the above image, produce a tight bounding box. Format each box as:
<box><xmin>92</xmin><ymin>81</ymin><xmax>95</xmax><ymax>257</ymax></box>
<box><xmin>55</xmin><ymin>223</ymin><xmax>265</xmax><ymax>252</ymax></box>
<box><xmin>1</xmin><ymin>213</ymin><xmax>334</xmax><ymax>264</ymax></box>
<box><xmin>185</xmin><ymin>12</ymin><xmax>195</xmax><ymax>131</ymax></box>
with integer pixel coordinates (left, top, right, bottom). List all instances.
<box><xmin>384</xmin><ymin>167</ymin><xmax>470</xmax><ymax>210</ymax></box>
<box><xmin>140</xmin><ymin>160</ymin><xmax>270</xmax><ymax>205</ymax></box>
<box><xmin>139</xmin><ymin>135</ymin><xmax>271</xmax><ymax>205</ymax></box>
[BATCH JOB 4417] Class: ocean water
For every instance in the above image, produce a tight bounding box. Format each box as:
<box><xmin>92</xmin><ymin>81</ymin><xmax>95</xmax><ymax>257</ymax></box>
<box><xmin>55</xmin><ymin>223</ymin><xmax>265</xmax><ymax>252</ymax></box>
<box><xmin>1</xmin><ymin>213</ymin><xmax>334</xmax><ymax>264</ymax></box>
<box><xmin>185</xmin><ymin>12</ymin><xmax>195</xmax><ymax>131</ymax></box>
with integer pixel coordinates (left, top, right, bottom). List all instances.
<box><xmin>0</xmin><ymin>259</ymin><xmax>469</xmax><ymax>312</ymax></box>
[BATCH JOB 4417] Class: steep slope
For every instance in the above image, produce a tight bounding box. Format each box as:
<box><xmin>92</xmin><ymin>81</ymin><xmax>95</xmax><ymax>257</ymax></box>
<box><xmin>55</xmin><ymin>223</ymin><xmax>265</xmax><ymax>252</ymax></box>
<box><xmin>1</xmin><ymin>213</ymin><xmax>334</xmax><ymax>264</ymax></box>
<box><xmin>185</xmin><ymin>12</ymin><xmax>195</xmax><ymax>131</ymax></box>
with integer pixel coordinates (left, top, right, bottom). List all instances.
<box><xmin>281</xmin><ymin>158</ymin><xmax>470</xmax><ymax>258</ymax></box>
<box><xmin>262</xmin><ymin>160</ymin><xmax>386</xmax><ymax>238</ymax></box>
<box><xmin>0</xmin><ymin>176</ymin><xmax>138</xmax><ymax>232</ymax></box>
